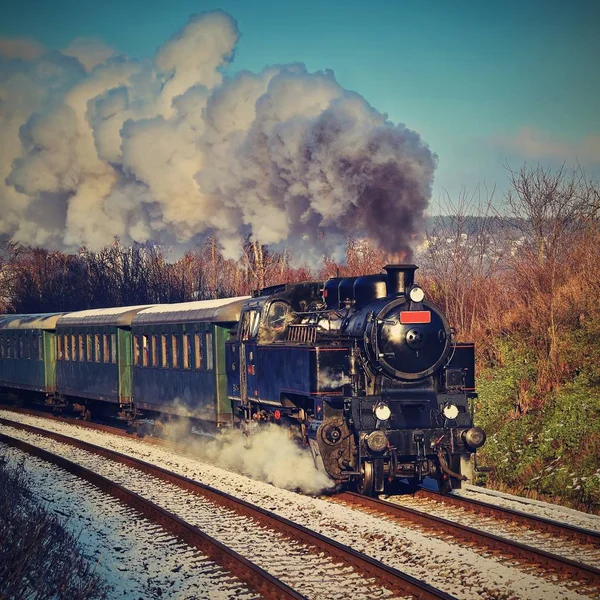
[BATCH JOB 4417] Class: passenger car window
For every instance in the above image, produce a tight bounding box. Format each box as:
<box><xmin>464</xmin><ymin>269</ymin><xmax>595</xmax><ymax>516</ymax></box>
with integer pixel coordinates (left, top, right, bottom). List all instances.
<box><xmin>194</xmin><ymin>333</ymin><xmax>202</xmax><ymax>369</ymax></box>
<box><xmin>104</xmin><ymin>335</ymin><xmax>110</xmax><ymax>363</ymax></box>
<box><xmin>172</xmin><ymin>334</ymin><xmax>179</xmax><ymax>368</ymax></box>
<box><xmin>133</xmin><ymin>335</ymin><xmax>140</xmax><ymax>365</ymax></box>
<box><xmin>183</xmin><ymin>334</ymin><xmax>192</xmax><ymax>369</ymax></box>
<box><xmin>206</xmin><ymin>332</ymin><xmax>214</xmax><ymax>370</ymax></box>
<box><xmin>151</xmin><ymin>335</ymin><xmax>158</xmax><ymax>366</ymax></box>
<box><xmin>161</xmin><ymin>334</ymin><xmax>168</xmax><ymax>367</ymax></box>
<box><xmin>142</xmin><ymin>334</ymin><xmax>149</xmax><ymax>367</ymax></box>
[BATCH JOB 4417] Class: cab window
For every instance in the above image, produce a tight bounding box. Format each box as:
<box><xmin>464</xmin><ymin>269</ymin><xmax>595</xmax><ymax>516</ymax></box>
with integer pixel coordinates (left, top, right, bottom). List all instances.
<box><xmin>266</xmin><ymin>301</ymin><xmax>290</xmax><ymax>331</ymax></box>
<box><xmin>241</xmin><ymin>310</ymin><xmax>261</xmax><ymax>340</ymax></box>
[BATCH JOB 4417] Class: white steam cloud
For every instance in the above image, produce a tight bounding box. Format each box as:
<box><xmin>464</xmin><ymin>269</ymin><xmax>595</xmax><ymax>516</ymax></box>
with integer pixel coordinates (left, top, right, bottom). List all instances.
<box><xmin>160</xmin><ymin>416</ymin><xmax>334</xmax><ymax>494</ymax></box>
<box><xmin>0</xmin><ymin>10</ymin><xmax>436</xmax><ymax>261</ymax></box>
<box><xmin>320</xmin><ymin>368</ymin><xmax>351</xmax><ymax>388</ymax></box>
<box><xmin>197</xmin><ymin>425</ymin><xmax>335</xmax><ymax>495</ymax></box>
<box><xmin>62</xmin><ymin>38</ymin><xmax>118</xmax><ymax>73</ymax></box>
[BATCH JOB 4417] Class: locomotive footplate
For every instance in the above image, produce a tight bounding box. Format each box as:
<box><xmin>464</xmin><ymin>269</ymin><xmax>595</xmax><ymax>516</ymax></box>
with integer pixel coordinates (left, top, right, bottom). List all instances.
<box><xmin>349</xmin><ymin>395</ymin><xmax>485</xmax><ymax>460</ymax></box>
<box><xmin>370</xmin><ymin>427</ymin><xmax>468</xmax><ymax>457</ymax></box>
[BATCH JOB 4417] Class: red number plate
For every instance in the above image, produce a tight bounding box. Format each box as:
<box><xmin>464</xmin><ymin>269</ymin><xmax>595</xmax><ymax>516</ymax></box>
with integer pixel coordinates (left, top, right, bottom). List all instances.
<box><xmin>400</xmin><ymin>311</ymin><xmax>431</xmax><ymax>324</ymax></box>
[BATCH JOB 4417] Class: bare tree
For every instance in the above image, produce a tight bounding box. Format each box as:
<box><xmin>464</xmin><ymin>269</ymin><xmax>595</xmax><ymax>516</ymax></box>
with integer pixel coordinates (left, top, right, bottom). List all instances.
<box><xmin>420</xmin><ymin>185</ymin><xmax>503</xmax><ymax>342</ymax></box>
<box><xmin>504</xmin><ymin>163</ymin><xmax>599</xmax><ymax>390</ymax></box>
<box><xmin>0</xmin><ymin>241</ymin><xmax>22</xmax><ymax>312</ymax></box>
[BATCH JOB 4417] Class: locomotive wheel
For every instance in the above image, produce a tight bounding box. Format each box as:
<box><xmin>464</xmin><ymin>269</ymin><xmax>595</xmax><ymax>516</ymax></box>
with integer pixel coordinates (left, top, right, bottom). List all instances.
<box><xmin>356</xmin><ymin>461</ymin><xmax>375</xmax><ymax>496</ymax></box>
<box><xmin>448</xmin><ymin>455</ymin><xmax>464</xmax><ymax>491</ymax></box>
<box><xmin>436</xmin><ymin>450</ymin><xmax>462</xmax><ymax>494</ymax></box>
<box><xmin>437</xmin><ymin>469</ymin><xmax>452</xmax><ymax>495</ymax></box>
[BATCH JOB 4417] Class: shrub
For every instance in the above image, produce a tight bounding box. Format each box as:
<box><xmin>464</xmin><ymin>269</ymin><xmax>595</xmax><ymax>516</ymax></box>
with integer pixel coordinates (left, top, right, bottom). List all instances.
<box><xmin>0</xmin><ymin>456</ymin><xmax>109</xmax><ymax>600</ymax></box>
<box><xmin>476</xmin><ymin>342</ymin><xmax>600</xmax><ymax>511</ymax></box>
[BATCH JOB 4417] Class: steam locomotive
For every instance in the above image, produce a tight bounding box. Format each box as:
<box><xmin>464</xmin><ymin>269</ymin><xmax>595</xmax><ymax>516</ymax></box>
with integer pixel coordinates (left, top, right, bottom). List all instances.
<box><xmin>0</xmin><ymin>263</ymin><xmax>484</xmax><ymax>496</ymax></box>
<box><xmin>227</xmin><ymin>264</ymin><xmax>485</xmax><ymax>495</ymax></box>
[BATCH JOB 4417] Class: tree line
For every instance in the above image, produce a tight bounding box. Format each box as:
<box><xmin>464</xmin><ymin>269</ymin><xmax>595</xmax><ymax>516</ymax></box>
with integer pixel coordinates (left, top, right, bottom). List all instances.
<box><xmin>0</xmin><ymin>236</ymin><xmax>311</xmax><ymax>315</ymax></box>
<box><xmin>2</xmin><ymin>163</ymin><xmax>599</xmax><ymax>400</ymax></box>
<box><xmin>1</xmin><ymin>162</ymin><xmax>600</xmax><ymax>506</ymax></box>
<box><xmin>412</xmin><ymin>163</ymin><xmax>599</xmax><ymax>509</ymax></box>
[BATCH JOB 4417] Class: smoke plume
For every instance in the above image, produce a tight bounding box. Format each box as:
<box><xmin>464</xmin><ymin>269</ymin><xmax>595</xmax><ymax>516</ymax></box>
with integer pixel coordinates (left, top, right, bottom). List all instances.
<box><xmin>0</xmin><ymin>10</ymin><xmax>436</xmax><ymax>261</ymax></box>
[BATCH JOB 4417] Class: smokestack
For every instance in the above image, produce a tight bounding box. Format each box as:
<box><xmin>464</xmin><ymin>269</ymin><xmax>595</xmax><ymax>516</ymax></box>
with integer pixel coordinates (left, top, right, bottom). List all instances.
<box><xmin>384</xmin><ymin>264</ymin><xmax>418</xmax><ymax>297</ymax></box>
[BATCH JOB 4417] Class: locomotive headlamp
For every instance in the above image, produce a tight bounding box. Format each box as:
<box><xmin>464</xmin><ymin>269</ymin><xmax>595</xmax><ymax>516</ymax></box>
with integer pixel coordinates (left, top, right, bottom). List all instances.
<box><xmin>443</xmin><ymin>403</ymin><xmax>459</xmax><ymax>420</ymax></box>
<box><xmin>409</xmin><ymin>286</ymin><xmax>425</xmax><ymax>303</ymax></box>
<box><xmin>374</xmin><ymin>402</ymin><xmax>391</xmax><ymax>421</ymax></box>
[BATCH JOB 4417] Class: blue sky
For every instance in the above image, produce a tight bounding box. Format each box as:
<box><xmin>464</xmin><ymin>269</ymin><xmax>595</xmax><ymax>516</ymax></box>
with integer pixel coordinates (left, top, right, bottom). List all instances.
<box><xmin>1</xmin><ymin>0</ymin><xmax>598</xmax><ymax>207</ymax></box>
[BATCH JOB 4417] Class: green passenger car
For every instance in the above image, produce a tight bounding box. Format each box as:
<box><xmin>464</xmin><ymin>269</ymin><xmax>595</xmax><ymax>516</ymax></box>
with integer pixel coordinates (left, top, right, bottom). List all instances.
<box><xmin>0</xmin><ymin>314</ymin><xmax>64</xmax><ymax>394</ymax></box>
<box><xmin>56</xmin><ymin>306</ymin><xmax>152</xmax><ymax>404</ymax></box>
<box><xmin>131</xmin><ymin>297</ymin><xmax>248</xmax><ymax>426</ymax></box>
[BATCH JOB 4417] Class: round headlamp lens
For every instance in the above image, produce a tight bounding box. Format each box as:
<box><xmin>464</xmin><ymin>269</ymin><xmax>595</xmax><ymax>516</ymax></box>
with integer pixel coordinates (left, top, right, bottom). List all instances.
<box><xmin>409</xmin><ymin>286</ymin><xmax>425</xmax><ymax>302</ymax></box>
<box><xmin>374</xmin><ymin>402</ymin><xmax>391</xmax><ymax>421</ymax></box>
<box><xmin>443</xmin><ymin>404</ymin><xmax>459</xmax><ymax>420</ymax></box>
<box><xmin>463</xmin><ymin>426</ymin><xmax>486</xmax><ymax>449</ymax></box>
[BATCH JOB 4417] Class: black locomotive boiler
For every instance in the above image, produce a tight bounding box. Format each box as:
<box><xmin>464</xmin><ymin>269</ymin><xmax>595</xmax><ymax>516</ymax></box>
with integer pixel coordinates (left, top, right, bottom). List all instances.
<box><xmin>226</xmin><ymin>264</ymin><xmax>486</xmax><ymax>495</ymax></box>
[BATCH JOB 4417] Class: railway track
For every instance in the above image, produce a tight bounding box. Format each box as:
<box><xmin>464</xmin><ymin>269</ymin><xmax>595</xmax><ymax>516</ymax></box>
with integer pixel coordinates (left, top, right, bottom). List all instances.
<box><xmin>414</xmin><ymin>487</ymin><xmax>600</xmax><ymax>548</ymax></box>
<box><xmin>0</xmin><ymin>404</ymin><xmax>162</xmax><ymax>442</ymax></box>
<box><xmin>335</xmin><ymin>492</ymin><xmax>600</xmax><ymax>590</ymax></box>
<box><xmin>3</xmin><ymin>405</ymin><xmax>599</xmax><ymax>598</ymax></box>
<box><xmin>0</xmin><ymin>431</ymin><xmax>300</xmax><ymax>600</ymax></box>
<box><xmin>0</xmin><ymin>417</ymin><xmax>455</xmax><ymax>600</ymax></box>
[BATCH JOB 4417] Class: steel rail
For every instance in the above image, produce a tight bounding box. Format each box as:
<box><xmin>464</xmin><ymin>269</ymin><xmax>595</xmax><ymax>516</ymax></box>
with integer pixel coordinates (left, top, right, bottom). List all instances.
<box><xmin>336</xmin><ymin>492</ymin><xmax>600</xmax><ymax>586</ymax></box>
<box><xmin>0</xmin><ymin>431</ymin><xmax>303</xmax><ymax>600</ymax></box>
<box><xmin>415</xmin><ymin>487</ymin><xmax>600</xmax><ymax>548</ymax></box>
<box><xmin>0</xmin><ymin>404</ymin><xmax>161</xmax><ymax>442</ymax></box>
<box><xmin>0</xmin><ymin>418</ymin><xmax>455</xmax><ymax>600</ymax></box>
<box><xmin>3</xmin><ymin>406</ymin><xmax>599</xmax><ymax>585</ymax></box>
<box><xmin>11</xmin><ymin>399</ymin><xmax>595</xmax><ymax>551</ymax></box>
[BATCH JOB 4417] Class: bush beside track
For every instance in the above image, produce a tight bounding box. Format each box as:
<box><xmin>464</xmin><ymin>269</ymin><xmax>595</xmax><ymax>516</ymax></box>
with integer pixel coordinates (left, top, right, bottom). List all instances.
<box><xmin>476</xmin><ymin>341</ymin><xmax>600</xmax><ymax>514</ymax></box>
<box><xmin>0</xmin><ymin>455</ymin><xmax>109</xmax><ymax>600</ymax></box>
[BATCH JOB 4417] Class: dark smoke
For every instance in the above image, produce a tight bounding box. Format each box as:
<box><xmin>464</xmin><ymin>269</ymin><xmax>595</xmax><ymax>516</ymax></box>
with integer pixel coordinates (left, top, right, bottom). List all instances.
<box><xmin>0</xmin><ymin>11</ymin><xmax>436</xmax><ymax>262</ymax></box>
